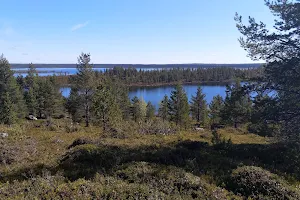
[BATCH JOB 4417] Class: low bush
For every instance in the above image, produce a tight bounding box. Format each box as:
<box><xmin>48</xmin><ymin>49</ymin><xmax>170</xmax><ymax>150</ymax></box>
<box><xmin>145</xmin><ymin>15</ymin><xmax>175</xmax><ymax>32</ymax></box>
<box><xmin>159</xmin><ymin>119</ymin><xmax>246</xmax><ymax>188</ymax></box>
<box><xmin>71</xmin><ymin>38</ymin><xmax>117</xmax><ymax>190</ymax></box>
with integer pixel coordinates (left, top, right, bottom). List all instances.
<box><xmin>0</xmin><ymin>173</ymin><xmax>165</xmax><ymax>200</ymax></box>
<box><xmin>67</xmin><ymin>138</ymin><xmax>92</xmax><ymax>149</ymax></box>
<box><xmin>0</xmin><ymin>141</ymin><xmax>19</xmax><ymax>165</ymax></box>
<box><xmin>138</xmin><ymin>120</ymin><xmax>176</xmax><ymax>135</ymax></box>
<box><xmin>248</xmin><ymin>123</ymin><xmax>280</xmax><ymax>137</ymax></box>
<box><xmin>228</xmin><ymin>166</ymin><xmax>300</xmax><ymax>199</ymax></box>
<box><xmin>116</xmin><ymin>161</ymin><xmax>239</xmax><ymax>200</ymax></box>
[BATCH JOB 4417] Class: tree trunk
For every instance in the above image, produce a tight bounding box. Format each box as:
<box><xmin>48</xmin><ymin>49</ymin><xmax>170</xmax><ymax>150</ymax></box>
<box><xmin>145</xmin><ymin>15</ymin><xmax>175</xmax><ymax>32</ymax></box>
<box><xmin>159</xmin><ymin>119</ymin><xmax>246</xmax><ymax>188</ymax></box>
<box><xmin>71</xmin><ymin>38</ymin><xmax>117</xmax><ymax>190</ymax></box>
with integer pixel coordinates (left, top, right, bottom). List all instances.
<box><xmin>234</xmin><ymin>121</ymin><xmax>238</xmax><ymax>129</ymax></box>
<box><xmin>85</xmin><ymin>103</ymin><xmax>89</xmax><ymax>127</ymax></box>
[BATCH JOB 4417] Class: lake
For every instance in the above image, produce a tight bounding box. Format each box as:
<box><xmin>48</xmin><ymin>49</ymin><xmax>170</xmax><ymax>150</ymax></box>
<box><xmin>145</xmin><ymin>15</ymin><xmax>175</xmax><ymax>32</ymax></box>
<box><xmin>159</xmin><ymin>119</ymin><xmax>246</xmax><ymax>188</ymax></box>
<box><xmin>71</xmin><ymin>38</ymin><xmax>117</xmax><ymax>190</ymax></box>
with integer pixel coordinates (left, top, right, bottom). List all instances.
<box><xmin>60</xmin><ymin>84</ymin><xmax>227</xmax><ymax>110</ymax></box>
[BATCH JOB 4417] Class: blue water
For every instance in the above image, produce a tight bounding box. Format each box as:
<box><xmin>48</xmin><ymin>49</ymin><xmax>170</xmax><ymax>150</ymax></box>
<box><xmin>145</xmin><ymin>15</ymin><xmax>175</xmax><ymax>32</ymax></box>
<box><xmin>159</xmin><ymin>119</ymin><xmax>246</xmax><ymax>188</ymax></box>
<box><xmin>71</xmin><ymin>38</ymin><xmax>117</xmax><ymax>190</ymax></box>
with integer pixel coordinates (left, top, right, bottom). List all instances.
<box><xmin>60</xmin><ymin>85</ymin><xmax>227</xmax><ymax>110</ymax></box>
<box><xmin>128</xmin><ymin>85</ymin><xmax>226</xmax><ymax>109</ymax></box>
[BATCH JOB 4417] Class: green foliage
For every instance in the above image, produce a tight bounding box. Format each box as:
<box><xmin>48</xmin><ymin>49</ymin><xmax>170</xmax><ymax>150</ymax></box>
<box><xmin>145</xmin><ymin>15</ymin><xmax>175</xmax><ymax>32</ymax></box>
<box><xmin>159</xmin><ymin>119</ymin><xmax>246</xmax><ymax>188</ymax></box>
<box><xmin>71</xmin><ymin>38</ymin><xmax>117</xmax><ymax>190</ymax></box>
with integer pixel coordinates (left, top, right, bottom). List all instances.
<box><xmin>66</xmin><ymin>87</ymin><xmax>82</xmax><ymax>122</ymax></box>
<box><xmin>221</xmin><ymin>81</ymin><xmax>252</xmax><ymax>128</ymax></box>
<box><xmin>131</xmin><ymin>96</ymin><xmax>147</xmax><ymax>122</ymax></box>
<box><xmin>248</xmin><ymin>94</ymin><xmax>280</xmax><ymax>136</ymax></box>
<box><xmin>146</xmin><ymin>101</ymin><xmax>155</xmax><ymax>121</ymax></box>
<box><xmin>24</xmin><ymin>63</ymin><xmax>39</xmax><ymax>116</ymax></box>
<box><xmin>168</xmin><ymin>84</ymin><xmax>190</xmax><ymax>128</ymax></box>
<box><xmin>209</xmin><ymin>95</ymin><xmax>224</xmax><ymax>125</ymax></box>
<box><xmin>36</xmin><ymin>78</ymin><xmax>64</xmax><ymax>119</ymax></box>
<box><xmin>92</xmin><ymin>83</ymin><xmax>122</xmax><ymax>131</ymax></box>
<box><xmin>71</xmin><ymin>53</ymin><xmax>96</xmax><ymax>127</ymax></box>
<box><xmin>235</xmin><ymin>0</ymin><xmax>300</xmax><ymax>138</ymax></box>
<box><xmin>138</xmin><ymin>119</ymin><xmax>175</xmax><ymax>135</ymax></box>
<box><xmin>190</xmin><ymin>86</ymin><xmax>208</xmax><ymax>125</ymax></box>
<box><xmin>0</xmin><ymin>92</ymin><xmax>16</xmax><ymax>125</ymax></box>
<box><xmin>211</xmin><ymin>130</ymin><xmax>222</xmax><ymax>145</ymax></box>
<box><xmin>158</xmin><ymin>95</ymin><xmax>169</xmax><ymax>122</ymax></box>
<box><xmin>228</xmin><ymin>166</ymin><xmax>300</xmax><ymax>199</ymax></box>
<box><xmin>101</xmin><ymin>66</ymin><xmax>262</xmax><ymax>86</ymax></box>
<box><xmin>0</xmin><ymin>54</ymin><xmax>25</xmax><ymax>124</ymax></box>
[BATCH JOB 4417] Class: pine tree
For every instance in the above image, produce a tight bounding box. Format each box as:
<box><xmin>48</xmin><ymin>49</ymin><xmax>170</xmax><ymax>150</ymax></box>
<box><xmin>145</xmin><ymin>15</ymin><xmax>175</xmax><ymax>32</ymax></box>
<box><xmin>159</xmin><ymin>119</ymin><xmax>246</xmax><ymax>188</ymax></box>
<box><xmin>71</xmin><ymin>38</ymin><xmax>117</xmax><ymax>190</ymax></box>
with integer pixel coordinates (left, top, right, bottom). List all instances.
<box><xmin>0</xmin><ymin>92</ymin><xmax>16</xmax><ymax>125</ymax></box>
<box><xmin>146</xmin><ymin>102</ymin><xmax>155</xmax><ymax>121</ymax></box>
<box><xmin>138</xmin><ymin>98</ymin><xmax>147</xmax><ymax>121</ymax></box>
<box><xmin>93</xmin><ymin>84</ymin><xmax>122</xmax><ymax>131</ymax></box>
<box><xmin>25</xmin><ymin>63</ymin><xmax>38</xmax><ymax>88</ymax></box>
<box><xmin>131</xmin><ymin>96</ymin><xmax>140</xmax><ymax>122</ymax></box>
<box><xmin>106</xmin><ymin>78</ymin><xmax>131</xmax><ymax>120</ymax></box>
<box><xmin>0</xmin><ymin>54</ymin><xmax>25</xmax><ymax>124</ymax></box>
<box><xmin>36</xmin><ymin>78</ymin><xmax>64</xmax><ymax>119</ymax></box>
<box><xmin>190</xmin><ymin>87</ymin><xmax>208</xmax><ymax>126</ymax></box>
<box><xmin>24</xmin><ymin>63</ymin><xmax>39</xmax><ymax>116</ymax></box>
<box><xmin>235</xmin><ymin>0</ymin><xmax>300</xmax><ymax>138</ymax></box>
<box><xmin>72</xmin><ymin>53</ymin><xmax>96</xmax><ymax>127</ymax></box>
<box><xmin>221</xmin><ymin>81</ymin><xmax>252</xmax><ymax>128</ymax></box>
<box><xmin>209</xmin><ymin>95</ymin><xmax>224</xmax><ymax>125</ymax></box>
<box><xmin>168</xmin><ymin>85</ymin><xmax>190</xmax><ymax>127</ymax></box>
<box><xmin>66</xmin><ymin>87</ymin><xmax>82</xmax><ymax>122</ymax></box>
<box><xmin>131</xmin><ymin>96</ymin><xmax>147</xmax><ymax>122</ymax></box>
<box><xmin>158</xmin><ymin>95</ymin><xmax>169</xmax><ymax>122</ymax></box>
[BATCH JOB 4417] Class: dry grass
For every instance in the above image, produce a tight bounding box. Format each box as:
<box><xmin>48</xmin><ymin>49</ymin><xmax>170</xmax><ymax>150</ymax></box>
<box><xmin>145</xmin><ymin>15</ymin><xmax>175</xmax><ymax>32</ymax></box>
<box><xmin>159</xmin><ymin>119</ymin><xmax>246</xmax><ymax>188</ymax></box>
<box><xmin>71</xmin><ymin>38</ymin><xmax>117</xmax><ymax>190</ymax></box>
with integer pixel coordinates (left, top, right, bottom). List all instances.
<box><xmin>2</xmin><ymin>120</ymin><xmax>297</xmax><ymax>199</ymax></box>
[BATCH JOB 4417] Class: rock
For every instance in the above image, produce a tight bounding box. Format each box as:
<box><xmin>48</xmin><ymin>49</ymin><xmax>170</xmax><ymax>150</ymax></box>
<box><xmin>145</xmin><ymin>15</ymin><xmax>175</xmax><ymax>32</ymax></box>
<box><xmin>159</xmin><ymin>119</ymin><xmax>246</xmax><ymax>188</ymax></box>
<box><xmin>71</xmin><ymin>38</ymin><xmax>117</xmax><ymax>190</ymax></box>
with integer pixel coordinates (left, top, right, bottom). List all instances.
<box><xmin>53</xmin><ymin>139</ymin><xmax>64</xmax><ymax>143</ymax></box>
<box><xmin>195</xmin><ymin>127</ymin><xmax>205</xmax><ymax>131</ymax></box>
<box><xmin>28</xmin><ymin>115</ymin><xmax>38</xmax><ymax>121</ymax></box>
<box><xmin>0</xmin><ymin>133</ymin><xmax>8</xmax><ymax>138</ymax></box>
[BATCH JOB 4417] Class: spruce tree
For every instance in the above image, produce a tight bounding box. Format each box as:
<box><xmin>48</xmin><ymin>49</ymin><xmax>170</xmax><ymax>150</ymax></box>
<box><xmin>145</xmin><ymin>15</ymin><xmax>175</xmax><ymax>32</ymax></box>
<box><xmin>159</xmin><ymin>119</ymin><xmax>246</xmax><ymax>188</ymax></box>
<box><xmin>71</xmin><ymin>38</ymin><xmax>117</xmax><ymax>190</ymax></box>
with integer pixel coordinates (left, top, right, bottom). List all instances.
<box><xmin>190</xmin><ymin>87</ymin><xmax>208</xmax><ymax>126</ymax></box>
<box><xmin>146</xmin><ymin>102</ymin><xmax>155</xmax><ymax>121</ymax></box>
<box><xmin>209</xmin><ymin>95</ymin><xmax>224</xmax><ymax>125</ymax></box>
<box><xmin>72</xmin><ymin>53</ymin><xmax>96</xmax><ymax>127</ymax></box>
<box><xmin>168</xmin><ymin>85</ymin><xmax>190</xmax><ymax>127</ymax></box>
<box><xmin>158</xmin><ymin>95</ymin><xmax>169</xmax><ymax>122</ymax></box>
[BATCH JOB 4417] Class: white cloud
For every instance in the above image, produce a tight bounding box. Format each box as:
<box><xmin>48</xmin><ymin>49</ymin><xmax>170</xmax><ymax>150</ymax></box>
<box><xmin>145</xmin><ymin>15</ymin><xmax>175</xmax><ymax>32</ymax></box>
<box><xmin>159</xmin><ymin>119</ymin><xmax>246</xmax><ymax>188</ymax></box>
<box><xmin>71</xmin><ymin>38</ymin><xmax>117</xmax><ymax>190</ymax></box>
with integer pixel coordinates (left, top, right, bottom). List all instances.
<box><xmin>71</xmin><ymin>21</ymin><xmax>89</xmax><ymax>31</ymax></box>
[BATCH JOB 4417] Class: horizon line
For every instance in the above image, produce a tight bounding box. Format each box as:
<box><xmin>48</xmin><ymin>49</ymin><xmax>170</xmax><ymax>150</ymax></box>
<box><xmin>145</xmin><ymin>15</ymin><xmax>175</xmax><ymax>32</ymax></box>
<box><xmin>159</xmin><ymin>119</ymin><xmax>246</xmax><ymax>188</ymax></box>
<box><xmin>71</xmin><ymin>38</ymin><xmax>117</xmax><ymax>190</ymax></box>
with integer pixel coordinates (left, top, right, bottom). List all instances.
<box><xmin>10</xmin><ymin>62</ymin><xmax>264</xmax><ymax>65</ymax></box>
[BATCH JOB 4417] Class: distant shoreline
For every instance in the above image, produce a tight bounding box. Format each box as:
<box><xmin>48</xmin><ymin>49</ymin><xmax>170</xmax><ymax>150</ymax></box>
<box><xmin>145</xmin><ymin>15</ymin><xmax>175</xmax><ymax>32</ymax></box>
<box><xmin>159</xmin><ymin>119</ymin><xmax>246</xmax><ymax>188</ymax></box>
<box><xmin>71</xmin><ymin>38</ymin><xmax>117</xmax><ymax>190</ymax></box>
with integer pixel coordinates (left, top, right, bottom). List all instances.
<box><xmin>60</xmin><ymin>80</ymin><xmax>232</xmax><ymax>89</ymax></box>
<box><xmin>11</xmin><ymin>63</ymin><xmax>263</xmax><ymax>69</ymax></box>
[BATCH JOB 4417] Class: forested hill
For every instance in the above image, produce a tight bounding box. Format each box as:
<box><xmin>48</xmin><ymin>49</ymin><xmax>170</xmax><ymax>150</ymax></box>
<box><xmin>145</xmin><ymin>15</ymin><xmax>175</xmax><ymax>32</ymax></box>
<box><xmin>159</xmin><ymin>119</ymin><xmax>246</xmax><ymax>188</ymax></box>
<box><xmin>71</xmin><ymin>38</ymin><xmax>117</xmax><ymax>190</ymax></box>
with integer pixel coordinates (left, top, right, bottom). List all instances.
<box><xmin>10</xmin><ymin>63</ymin><xmax>263</xmax><ymax>69</ymax></box>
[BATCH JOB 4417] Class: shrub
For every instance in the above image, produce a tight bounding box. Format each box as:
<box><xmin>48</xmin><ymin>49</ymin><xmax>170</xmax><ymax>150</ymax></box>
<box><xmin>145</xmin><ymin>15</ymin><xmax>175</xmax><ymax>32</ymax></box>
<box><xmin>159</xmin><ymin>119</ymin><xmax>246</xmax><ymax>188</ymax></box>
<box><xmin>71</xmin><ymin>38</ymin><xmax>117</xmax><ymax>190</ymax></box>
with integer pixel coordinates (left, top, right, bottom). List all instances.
<box><xmin>116</xmin><ymin>161</ymin><xmax>238</xmax><ymax>200</ymax></box>
<box><xmin>211</xmin><ymin>130</ymin><xmax>222</xmax><ymax>145</ymax></box>
<box><xmin>228</xmin><ymin>166</ymin><xmax>300</xmax><ymax>199</ymax></box>
<box><xmin>248</xmin><ymin>123</ymin><xmax>280</xmax><ymax>137</ymax></box>
<box><xmin>0</xmin><ymin>173</ymin><xmax>165</xmax><ymax>199</ymax></box>
<box><xmin>60</xmin><ymin>144</ymin><xmax>122</xmax><ymax>179</ymax></box>
<box><xmin>138</xmin><ymin>120</ymin><xmax>176</xmax><ymax>135</ymax></box>
<box><xmin>0</xmin><ymin>141</ymin><xmax>19</xmax><ymax>165</ymax></box>
<box><xmin>65</xmin><ymin>124</ymin><xmax>80</xmax><ymax>133</ymax></box>
<box><xmin>67</xmin><ymin>138</ymin><xmax>92</xmax><ymax>149</ymax></box>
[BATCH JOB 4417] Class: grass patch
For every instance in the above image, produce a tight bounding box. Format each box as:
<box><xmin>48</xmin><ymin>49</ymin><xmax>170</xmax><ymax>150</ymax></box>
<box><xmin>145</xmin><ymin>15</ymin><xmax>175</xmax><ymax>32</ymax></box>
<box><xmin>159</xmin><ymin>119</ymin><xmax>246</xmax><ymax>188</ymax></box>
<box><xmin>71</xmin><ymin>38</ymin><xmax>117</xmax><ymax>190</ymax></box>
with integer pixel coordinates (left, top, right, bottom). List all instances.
<box><xmin>1</xmin><ymin>121</ymin><xmax>299</xmax><ymax>199</ymax></box>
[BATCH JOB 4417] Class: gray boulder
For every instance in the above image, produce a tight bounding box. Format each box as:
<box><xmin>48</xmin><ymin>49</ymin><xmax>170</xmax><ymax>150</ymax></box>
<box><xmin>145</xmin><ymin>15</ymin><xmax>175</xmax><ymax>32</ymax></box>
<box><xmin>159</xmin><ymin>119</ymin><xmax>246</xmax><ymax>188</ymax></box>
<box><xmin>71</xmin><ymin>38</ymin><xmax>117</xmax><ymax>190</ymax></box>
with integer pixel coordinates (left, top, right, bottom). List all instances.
<box><xmin>0</xmin><ymin>133</ymin><xmax>8</xmax><ymax>138</ymax></box>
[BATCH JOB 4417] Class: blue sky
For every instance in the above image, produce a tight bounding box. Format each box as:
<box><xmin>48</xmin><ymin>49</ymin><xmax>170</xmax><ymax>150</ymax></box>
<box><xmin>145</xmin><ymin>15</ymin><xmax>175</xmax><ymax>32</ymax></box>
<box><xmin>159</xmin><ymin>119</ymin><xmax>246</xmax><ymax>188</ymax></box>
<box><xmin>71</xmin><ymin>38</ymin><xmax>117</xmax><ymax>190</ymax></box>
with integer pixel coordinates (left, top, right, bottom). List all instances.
<box><xmin>0</xmin><ymin>0</ymin><xmax>275</xmax><ymax>64</ymax></box>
